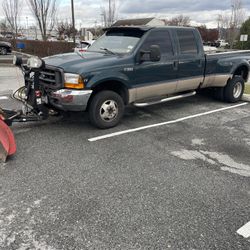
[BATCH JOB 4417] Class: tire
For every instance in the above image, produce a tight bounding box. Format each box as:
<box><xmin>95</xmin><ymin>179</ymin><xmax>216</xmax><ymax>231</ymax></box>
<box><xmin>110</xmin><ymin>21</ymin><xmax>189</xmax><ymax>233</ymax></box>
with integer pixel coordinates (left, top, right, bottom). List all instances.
<box><xmin>88</xmin><ymin>90</ymin><xmax>125</xmax><ymax>129</ymax></box>
<box><xmin>0</xmin><ymin>47</ymin><xmax>7</xmax><ymax>55</ymax></box>
<box><xmin>223</xmin><ymin>76</ymin><xmax>245</xmax><ymax>103</ymax></box>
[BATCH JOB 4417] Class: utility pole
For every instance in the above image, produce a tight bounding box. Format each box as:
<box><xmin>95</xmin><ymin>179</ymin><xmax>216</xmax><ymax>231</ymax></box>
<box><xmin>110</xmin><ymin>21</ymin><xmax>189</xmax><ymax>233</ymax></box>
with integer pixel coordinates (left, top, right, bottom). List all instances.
<box><xmin>71</xmin><ymin>0</ymin><xmax>76</xmax><ymax>43</ymax></box>
<box><xmin>230</xmin><ymin>4</ymin><xmax>235</xmax><ymax>49</ymax></box>
<box><xmin>26</xmin><ymin>17</ymin><xmax>29</xmax><ymax>38</ymax></box>
<box><xmin>109</xmin><ymin>0</ymin><xmax>111</xmax><ymax>27</ymax></box>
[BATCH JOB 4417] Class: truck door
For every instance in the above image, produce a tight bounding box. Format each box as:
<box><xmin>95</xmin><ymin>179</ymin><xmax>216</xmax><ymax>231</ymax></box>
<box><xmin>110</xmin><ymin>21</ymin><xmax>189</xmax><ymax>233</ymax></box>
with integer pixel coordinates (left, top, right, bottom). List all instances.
<box><xmin>134</xmin><ymin>29</ymin><xmax>178</xmax><ymax>101</ymax></box>
<box><xmin>175</xmin><ymin>29</ymin><xmax>205</xmax><ymax>92</ymax></box>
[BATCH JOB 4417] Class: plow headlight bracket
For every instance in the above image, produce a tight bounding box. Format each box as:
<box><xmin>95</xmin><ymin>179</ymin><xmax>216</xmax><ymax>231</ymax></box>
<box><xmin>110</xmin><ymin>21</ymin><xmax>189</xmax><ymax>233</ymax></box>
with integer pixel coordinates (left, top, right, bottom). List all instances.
<box><xmin>27</xmin><ymin>56</ymin><xmax>44</xmax><ymax>70</ymax></box>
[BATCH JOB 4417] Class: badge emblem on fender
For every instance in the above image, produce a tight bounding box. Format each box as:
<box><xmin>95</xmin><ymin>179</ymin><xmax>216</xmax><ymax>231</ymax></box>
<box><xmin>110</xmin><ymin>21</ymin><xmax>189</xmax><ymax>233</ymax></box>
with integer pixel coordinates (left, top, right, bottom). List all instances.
<box><xmin>124</xmin><ymin>68</ymin><xmax>134</xmax><ymax>72</ymax></box>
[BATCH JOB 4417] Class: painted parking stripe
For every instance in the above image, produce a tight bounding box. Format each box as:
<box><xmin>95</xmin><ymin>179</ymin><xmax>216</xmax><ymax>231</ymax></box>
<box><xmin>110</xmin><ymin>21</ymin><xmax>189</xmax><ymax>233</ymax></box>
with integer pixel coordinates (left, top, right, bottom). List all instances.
<box><xmin>88</xmin><ymin>102</ymin><xmax>248</xmax><ymax>142</ymax></box>
<box><xmin>0</xmin><ymin>96</ymin><xmax>9</xmax><ymax>100</ymax></box>
<box><xmin>237</xmin><ymin>221</ymin><xmax>250</xmax><ymax>238</ymax></box>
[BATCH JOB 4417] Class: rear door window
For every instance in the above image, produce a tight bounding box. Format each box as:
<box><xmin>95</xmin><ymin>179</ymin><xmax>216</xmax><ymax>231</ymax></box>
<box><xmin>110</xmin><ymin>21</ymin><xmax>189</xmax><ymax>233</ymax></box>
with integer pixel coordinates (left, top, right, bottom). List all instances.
<box><xmin>176</xmin><ymin>30</ymin><xmax>198</xmax><ymax>54</ymax></box>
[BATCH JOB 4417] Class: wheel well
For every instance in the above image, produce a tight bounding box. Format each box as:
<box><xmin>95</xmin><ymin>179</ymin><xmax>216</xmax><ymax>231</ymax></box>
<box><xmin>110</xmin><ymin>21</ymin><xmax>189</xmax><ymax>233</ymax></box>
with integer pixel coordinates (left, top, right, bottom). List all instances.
<box><xmin>91</xmin><ymin>81</ymin><xmax>129</xmax><ymax>104</ymax></box>
<box><xmin>233</xmin><ymin>65</ymin><xmax>249</xmax><ymax>82</ymax></box>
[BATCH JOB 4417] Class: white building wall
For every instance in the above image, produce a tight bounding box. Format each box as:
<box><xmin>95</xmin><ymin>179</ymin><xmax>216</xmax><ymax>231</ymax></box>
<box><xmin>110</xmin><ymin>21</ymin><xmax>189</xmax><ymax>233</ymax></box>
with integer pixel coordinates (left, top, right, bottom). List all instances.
<box><xmin>148</xmin><ymin>19</ymin><xmax>165</xmax><ymax>26</ymax></box>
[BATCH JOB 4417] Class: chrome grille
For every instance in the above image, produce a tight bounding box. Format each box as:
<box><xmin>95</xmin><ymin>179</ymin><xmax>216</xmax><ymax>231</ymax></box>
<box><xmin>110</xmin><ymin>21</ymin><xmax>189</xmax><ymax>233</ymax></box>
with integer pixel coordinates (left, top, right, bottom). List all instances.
<box><xmin>39</xmin><ymin>66</ymin><xmax>63</xmax><ymax>90</ymax></box>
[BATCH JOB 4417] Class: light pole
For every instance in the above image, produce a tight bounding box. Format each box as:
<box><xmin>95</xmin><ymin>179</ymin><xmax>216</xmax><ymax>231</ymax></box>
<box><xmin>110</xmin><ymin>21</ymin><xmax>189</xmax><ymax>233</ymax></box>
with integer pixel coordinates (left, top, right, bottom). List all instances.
<box><xmin>230</xmin><ymin>4</ymin><xmax>235</xmax><ymax>49</ymax></box>
<box><xmin>71</xmin><ymin>0</ymin><xmax>76</xmax><ymax>43</ymax></box>
<box><xmin>26</xmin><ymin>17</ymin><xmax>29</xmax><ymax>38</ymax></box>
<box><xmin>109</xmin><ymin>0</ymin><xmax>111</xmax><ymax>27</ymax></box>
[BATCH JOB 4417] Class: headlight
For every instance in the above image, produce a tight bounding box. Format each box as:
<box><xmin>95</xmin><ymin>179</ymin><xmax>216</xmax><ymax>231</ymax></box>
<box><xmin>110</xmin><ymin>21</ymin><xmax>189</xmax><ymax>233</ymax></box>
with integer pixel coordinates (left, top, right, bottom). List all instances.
<box><xmin>27</xmin><ymin>56</ymin><xmax>44</xmax><ymax>69</ymax></box>
<box><xmin>64</xmin><ymin>73</ymin><xmax>84</xmax><ymax>89</ymax></box>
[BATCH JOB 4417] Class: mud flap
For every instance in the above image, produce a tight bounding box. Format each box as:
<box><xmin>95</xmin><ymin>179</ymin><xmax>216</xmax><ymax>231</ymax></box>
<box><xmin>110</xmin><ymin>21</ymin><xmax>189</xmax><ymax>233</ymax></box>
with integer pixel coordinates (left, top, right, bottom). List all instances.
<box><xmin>0</xmin><ymin>119</ymin><xmax>16</xmax><ymax>162</ymax></box>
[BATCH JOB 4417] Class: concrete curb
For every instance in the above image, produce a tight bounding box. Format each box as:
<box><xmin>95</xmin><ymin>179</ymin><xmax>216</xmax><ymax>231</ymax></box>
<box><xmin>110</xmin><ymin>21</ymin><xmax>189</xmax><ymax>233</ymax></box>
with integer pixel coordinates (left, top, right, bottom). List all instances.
<box><xmin>13</xmin><ymin>50</ymin><xmax>32</xmax><ymax>58</ymax></box>
<box><xmin>242</xmin><ymin>94</ymin><xmax>250</xmax><ymax>102</ymax></box>
<box><xmin>0</xmin><ymin>64</ymin><xmax>15</xmax><ymax>67</ymax></box>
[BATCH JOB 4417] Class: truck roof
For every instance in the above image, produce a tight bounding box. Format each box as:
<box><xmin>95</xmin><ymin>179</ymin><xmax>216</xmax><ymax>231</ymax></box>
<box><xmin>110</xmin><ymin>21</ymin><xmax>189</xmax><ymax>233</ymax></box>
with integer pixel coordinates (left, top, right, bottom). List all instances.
<box><xmin>104</xmin><ymin>26</ymin><xmax>197</xmax><ymax>32</ymax></box>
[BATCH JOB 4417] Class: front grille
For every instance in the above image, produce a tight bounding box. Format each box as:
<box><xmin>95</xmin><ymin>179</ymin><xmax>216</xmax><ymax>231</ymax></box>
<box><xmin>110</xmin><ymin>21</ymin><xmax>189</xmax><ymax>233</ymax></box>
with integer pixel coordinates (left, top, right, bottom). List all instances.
<box><xmin>39</xmin><ymin>66</ymin><xmax>63</xmax><ymax>90</ymax></box>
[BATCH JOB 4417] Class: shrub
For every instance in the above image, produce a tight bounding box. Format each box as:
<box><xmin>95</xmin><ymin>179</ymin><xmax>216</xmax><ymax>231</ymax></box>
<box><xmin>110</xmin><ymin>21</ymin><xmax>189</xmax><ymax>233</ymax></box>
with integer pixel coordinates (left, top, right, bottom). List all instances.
<box><xmin>14</xmin><ymin>40</ymin><xmax>75</xmax><ymax>57</ymax></box>
<box><xmin>235</xmin><ymin>18</ymin><xmax>250</xmax><ymax>50</ymax></box>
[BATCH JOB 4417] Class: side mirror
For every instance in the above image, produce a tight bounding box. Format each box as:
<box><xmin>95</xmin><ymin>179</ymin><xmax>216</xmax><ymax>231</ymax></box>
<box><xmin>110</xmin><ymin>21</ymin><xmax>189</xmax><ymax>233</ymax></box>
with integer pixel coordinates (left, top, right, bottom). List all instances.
<box><xmin>149</xmin><ymin>45</ymin><xmax>161</xmax><ymax>62</ymax></box>
<box><xmin>139</xmin><ymin>45</ymin><xmax>161</xmax><ymax>63</ymax></box>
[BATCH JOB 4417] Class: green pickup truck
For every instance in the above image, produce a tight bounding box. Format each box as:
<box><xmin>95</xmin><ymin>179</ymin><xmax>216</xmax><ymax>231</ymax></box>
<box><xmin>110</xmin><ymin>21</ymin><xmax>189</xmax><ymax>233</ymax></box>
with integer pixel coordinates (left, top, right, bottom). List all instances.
<box><xmin>21</xmin><ymin>26</ymin><xmax>250</xmax><ymax>128</ymax></box>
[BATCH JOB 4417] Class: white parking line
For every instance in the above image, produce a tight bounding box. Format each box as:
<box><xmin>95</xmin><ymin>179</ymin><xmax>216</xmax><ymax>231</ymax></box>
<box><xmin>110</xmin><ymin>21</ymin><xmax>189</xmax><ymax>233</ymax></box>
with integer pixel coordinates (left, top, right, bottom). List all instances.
<box><xmin>237</xmin><ymin>221</ymin><xmax>250</xmax><ymax>238</ymax></box>
<box><xmin>0</xmin><ymin>96</ymin><xmax>9</xmax><ymax>100</ymax></box>
<box><xmin>88</xmin><ymin>102</ymin><xmax>248</xmax><ymax>142</ymax></box>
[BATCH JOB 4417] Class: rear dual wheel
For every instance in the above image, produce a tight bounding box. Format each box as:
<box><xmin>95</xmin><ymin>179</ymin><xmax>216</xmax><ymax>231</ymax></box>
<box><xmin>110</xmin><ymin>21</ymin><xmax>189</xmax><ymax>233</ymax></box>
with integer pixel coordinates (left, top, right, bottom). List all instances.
<box><xmin>88</xmin><ymin>91</ymin><xmax>125</xmax><ymax>129</ymax></box>
<box><xmin>215</xmin><ymin>76</ymin><xmax>245</xmax><ymax>103</ymax></box>
<box><xmin>224</xmin><ymin>76</ymin><xmax>245</xmax><ymax>103</ymax></box>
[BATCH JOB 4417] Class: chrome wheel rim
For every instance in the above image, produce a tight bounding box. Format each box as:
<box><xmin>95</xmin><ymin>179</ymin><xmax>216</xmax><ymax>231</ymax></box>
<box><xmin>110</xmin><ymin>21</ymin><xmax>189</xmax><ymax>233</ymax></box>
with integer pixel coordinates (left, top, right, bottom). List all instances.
<box><xmin>233</xmin><ymin>82</ymin><xmax>242</xmax><ymax>98</ymax></box>
<box><xmin>100</xmin><ymin>100</ymin><xmax>118</xmax><ymax>121</ymax></box>
<box><xmin>0</xmin><ymin>47</ymin><xmax>7</xmax><ymax>55</ymax></box>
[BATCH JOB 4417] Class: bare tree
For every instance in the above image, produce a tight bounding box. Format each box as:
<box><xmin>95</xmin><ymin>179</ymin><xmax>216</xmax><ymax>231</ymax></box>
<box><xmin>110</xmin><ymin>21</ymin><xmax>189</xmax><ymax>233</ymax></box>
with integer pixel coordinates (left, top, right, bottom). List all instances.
<box><xmin>229</xmin><ymin>0</ymin><xmax>246</xmax><ymax>48</ymax></box>
<box><xmin>217</xmin><ymin>14</ymin><xmax>231</xmax><ymax>40</ymax></box>
<box><xmin>101</xmin><ymin>0</ymin><xmax>118</xmax><ymax>27</ymax></box>
<box><xmin>165</xmin><ymin>15</ymin><xmax>191</xmax><ymax>27</ymax></box>
<box><xmin>56</xmin><ymin>20</ymin><xmax>77</xmax><ymax>40</ymax></box>
<box><xmin>0</xmin><ymin>20</ymin><xmax>9</xmax><ymax>34</ymax></box>
<box><xmin>27</xmin><ymin>0</ymin><xmax>57</xmax><ymax>41</ymax></box>
<box><xmin>2</xmin><ymin>0</ymin><xmax>21</xmax><ymax>38</ymax></box>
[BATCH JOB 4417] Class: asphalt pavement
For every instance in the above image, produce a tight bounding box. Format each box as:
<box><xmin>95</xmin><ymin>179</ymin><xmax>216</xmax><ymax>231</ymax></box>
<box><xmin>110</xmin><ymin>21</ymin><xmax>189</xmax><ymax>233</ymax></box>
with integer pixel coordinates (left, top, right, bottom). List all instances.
<box><xmin>0</xmin><ymin>66</ymin><xmax>250</xmax><ymax>249</ymax></box>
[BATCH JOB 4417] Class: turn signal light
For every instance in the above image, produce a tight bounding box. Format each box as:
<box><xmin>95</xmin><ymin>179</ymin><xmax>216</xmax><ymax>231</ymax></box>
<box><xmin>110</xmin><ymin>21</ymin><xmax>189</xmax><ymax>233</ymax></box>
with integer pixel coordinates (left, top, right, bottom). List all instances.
<box><xmin>65</xmin><ymin>77</ymin><xmax>84</xmax><ymax>89</ymax></box>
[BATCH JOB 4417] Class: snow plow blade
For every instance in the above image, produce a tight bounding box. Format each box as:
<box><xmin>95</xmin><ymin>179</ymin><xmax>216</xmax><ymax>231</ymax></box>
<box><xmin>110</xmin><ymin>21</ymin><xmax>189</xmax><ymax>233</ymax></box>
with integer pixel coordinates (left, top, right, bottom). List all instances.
<box><xmin>0</xmin><ymin>118</ymin><xmax>16</xmax><ymax>162</ymax></box>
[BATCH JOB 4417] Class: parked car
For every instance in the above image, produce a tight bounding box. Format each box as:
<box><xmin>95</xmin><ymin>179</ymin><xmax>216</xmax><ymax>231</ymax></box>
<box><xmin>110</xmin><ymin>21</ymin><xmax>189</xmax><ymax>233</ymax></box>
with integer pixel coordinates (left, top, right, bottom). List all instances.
<box><xmin>18</xmin><ymin>26</ymin><xmax>250</xmax><ymax>128</ymax></box>
<box><xmin>0</xmin><ymin>41</ymin><xmax>12</xmax><ymax>55</ymax></box>
<box><xmin>74</xmin><ymin>40</ymin><xmax>95</xmax><ymax>53</ymax></box>
<box><xmin>203</xmin><ymin>45</ymin><xmax>218</xmax><ymax>54</ymax></box>
<box><xmin>216</xmin><ymin>39</ymin><xmax>229</xmax><ymax>48</ymax></box>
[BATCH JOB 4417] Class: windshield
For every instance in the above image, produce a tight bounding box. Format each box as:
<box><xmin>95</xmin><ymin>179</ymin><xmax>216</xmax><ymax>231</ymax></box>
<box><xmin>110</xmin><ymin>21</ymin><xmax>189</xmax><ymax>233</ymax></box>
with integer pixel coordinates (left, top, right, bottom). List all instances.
<box><xmin>88</xmin><ymin>29</ymin><xmax>144</xmax><ymax>54</ymax></box>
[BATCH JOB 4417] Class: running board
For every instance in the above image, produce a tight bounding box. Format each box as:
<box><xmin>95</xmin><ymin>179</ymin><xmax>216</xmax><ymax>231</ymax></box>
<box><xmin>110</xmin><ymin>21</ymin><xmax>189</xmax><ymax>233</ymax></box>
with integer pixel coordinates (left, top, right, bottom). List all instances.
<box><xmin>133</xmin><ymin>91</ymin><xmax>196</xmax><ymax>107</ymax></box>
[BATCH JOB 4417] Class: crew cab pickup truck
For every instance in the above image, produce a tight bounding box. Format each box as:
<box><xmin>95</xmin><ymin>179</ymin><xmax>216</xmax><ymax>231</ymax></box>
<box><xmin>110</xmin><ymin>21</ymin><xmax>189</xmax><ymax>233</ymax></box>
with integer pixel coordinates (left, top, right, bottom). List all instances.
<box><xmin>19</xmin><ymin>26</ymin><xmax>250</xmax><ymax>128</ymax></box>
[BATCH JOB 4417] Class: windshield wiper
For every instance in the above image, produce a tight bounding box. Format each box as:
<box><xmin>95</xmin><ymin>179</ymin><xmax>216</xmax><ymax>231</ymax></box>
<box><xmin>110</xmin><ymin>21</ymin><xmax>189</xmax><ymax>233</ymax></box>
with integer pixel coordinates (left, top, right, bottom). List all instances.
<box><xmin>100</xmin><ymin>47</ymin><xmax>116</xmax><ymax>55</ymax></box>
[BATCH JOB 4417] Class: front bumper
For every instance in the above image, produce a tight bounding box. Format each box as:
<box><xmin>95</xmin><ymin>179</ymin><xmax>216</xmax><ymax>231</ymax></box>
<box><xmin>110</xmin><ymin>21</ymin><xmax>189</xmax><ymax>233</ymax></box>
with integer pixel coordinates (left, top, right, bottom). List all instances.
<box><xmin>49</xmin><ymin>89</ymin><xmax>92</xmax><ymax>111</ymax></box>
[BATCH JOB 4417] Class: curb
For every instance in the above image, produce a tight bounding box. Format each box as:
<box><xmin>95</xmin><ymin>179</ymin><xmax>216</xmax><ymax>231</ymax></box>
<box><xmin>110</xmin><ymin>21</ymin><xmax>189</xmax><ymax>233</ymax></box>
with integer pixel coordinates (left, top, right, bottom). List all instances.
<box><xmin>0</xmin><ymin>64</ymin><xmax>15</xmax><ymax>67</ymax></box>
<box><xmin>242</xmin><ymin>94</ymin><xmax>250</xmax><ymax>102</ymax></box>
<box><xmin>13</xmin><ymin>50</ymin><xmax>32</xmax><ymax>58</ymax></box>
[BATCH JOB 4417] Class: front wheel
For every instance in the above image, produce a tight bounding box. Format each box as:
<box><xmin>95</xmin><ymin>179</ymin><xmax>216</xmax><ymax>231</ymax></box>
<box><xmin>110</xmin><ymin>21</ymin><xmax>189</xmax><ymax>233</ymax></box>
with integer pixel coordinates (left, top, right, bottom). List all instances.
<box><xmin>88</xmin><ymin>91</ymin><xmax>125</xmax><ymax>129</ymax></box>
<box><xmin>0</xmin><ymin>47</ymin><xmax>8</xmax><ymax>55</ymax></box>
<box><xmin>224</xmin><ymin>76</ymin><xmax>245</xmax><ymax>103</ymax></box>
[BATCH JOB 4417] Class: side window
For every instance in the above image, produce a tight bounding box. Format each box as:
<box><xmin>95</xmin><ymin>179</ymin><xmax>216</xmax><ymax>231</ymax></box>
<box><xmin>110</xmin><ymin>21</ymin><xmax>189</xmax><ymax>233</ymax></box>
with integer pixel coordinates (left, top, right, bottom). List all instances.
<box><xmin>141</xmin><ymin>30</ymin><xmax>174</xmax><ymax>56</ymax></box>
<box><xmin>176</xmin><ymin>30</ymin><xmax>198</xmax><ymax>54</ymax></box>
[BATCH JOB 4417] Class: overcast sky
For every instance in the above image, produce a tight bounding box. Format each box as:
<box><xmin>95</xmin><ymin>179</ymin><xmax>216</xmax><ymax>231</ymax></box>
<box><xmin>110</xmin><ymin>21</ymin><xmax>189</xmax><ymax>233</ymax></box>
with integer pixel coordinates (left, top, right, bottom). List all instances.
<box><xmin>0</xmin><ymin>0</ymin><xmax>250</xmax><ymax>28</ymax></box>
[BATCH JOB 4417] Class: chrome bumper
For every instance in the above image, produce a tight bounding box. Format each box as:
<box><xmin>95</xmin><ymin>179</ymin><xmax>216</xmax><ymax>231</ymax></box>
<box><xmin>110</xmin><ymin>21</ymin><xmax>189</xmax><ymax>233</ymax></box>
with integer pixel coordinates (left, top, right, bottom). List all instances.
<box><xmin>50</xmin><ymin>89</ymin><xmax>92</xmax><ymax>111</ymax></box>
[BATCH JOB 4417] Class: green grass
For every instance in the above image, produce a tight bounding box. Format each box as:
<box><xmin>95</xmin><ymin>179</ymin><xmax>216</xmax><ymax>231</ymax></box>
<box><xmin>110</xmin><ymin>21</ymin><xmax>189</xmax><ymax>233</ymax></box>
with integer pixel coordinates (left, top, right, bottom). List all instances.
<box><xmin>245</xmin><ymin>84</ymin><xmax>250</xmax><ymax>94</ymax></box>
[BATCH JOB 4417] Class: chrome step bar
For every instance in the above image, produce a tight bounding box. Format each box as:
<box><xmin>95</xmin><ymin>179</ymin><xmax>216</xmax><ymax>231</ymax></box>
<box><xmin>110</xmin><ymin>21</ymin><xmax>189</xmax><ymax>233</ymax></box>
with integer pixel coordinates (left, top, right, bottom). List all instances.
<box><xmin>133</xmin><ymin>91</ymin><xmax>196</xmax><ymax>108</ymax></box>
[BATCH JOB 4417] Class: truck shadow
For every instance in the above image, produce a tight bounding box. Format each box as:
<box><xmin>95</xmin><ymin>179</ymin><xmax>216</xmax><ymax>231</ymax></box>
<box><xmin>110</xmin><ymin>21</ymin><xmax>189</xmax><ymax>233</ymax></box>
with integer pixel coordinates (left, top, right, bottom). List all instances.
<box><xmin>11</xmin><ymin>94</ymin><xmax>228</xmax><ymax>136</ymax></box>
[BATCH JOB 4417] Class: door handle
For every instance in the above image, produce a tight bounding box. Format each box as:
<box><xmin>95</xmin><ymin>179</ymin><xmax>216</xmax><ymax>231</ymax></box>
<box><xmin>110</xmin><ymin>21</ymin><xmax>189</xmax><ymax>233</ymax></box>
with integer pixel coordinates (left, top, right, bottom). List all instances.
<box><xmin>173</xmin><ymin>61</ymin><xmax>179</xmax><ymax>71</ymax></box>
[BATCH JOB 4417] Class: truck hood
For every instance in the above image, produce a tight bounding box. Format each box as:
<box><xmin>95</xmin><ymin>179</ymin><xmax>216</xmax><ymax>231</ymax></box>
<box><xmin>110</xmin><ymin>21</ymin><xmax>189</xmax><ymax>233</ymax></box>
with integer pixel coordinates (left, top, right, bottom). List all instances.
<box><xmin>43</xmin><ymin>52</ymin><xmax>120</xmax><ymax>74</ymax></box>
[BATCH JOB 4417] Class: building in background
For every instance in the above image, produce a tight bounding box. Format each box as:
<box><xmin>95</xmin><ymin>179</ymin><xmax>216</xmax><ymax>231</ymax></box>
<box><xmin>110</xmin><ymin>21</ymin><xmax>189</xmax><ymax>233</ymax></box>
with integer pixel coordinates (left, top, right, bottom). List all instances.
<box><xmin>112</xmin><ymin>18</ymin><xmax>165</xmax><ymax>27</ymax></box>
<box><xmin>80</xmin><ymin>28</ymin><xmax>94</xmax><ymax>41</ymax></box>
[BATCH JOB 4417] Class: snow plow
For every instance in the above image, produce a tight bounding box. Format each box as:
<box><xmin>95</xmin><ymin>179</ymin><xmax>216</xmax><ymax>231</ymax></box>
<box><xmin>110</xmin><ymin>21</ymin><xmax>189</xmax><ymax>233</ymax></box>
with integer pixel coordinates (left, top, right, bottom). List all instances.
<box><xmin>0</xmin><ymin>55</ymin><xmax>51</xmax><ymax>162</ymax></box>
